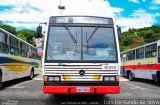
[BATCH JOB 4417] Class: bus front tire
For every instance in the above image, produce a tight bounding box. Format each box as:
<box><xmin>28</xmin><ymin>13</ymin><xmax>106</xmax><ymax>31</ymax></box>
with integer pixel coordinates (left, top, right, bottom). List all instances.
<box><xmin>29</xmin><ymin>68</ymin><xmax>34</xmax><ymax>80</ymax></box>
<box><xmin>128</xmin><ymin>72</ymin><xmax>134</xmax><ymax>81</ymax></box>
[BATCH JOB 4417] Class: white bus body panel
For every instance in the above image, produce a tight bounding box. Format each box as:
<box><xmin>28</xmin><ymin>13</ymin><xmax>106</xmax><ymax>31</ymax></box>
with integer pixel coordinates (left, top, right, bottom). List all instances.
<box><xmin>0</xmin><ymin>53</ymin><xmax>39</xmax><ymax>82</ymax></box>
<box><xmin>132</xmin><ymin>70</ymin><xmax>157</xmax><ymax>80</ymax></box>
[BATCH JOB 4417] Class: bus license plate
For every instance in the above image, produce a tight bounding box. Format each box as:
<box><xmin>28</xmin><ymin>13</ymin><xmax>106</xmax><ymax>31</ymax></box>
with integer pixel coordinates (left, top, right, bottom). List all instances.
<box><xmin>76</xmin><ymin>87</ymin><xmax>90</xmax><ymax>92</ymax></box>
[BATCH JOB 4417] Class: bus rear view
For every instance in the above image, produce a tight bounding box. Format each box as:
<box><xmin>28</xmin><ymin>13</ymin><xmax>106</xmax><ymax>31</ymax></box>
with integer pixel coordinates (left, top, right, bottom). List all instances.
<box><xmin>42</xmin><ymin>16</ymin><xmax>121</xmax><ymax>94</ymax></box>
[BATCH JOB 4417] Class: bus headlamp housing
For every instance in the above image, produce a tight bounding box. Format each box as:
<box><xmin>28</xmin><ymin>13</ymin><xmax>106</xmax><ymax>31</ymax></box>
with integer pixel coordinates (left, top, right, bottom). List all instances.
<box><xmin>103</xmin><ymin>77</ymin><xmax>110</xmax><ymax>81</ymax></box>
<box><xmin>48</xmin><ymin>76</ymin><xmax>61</xmax><ymax>82</ymax></box>
<box><xmin>110</xmin><ymin>77</ymin><xmax>116</xmax><ymax>81</ymax></box>
<box><xmin>103</xmin><ymin>76</ymin><xmax>116</xmax><ymax>81</ymax></box>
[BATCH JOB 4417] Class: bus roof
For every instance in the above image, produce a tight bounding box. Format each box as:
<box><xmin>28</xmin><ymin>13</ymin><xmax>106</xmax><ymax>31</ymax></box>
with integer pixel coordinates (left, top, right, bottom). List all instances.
<box><xmin>0</xmin><ymin>28</ymin><xmax>37</xmax><ymax>49</ymax></box>
<box><xmin>50</xmin><ymin>15</ymin><xmax>114</xmax><ymax>19</ymax></box>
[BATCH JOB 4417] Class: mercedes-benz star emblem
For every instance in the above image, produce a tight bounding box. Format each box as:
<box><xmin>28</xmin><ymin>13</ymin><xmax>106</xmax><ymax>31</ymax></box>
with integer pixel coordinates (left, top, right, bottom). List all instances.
<box><xmin>79</xmin><ymin>70</ymin><xmax>85</xmax><ymax>76</ymax></box>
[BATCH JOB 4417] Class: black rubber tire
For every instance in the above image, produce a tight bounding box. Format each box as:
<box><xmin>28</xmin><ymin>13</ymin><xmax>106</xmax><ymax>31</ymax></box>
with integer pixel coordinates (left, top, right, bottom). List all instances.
<box><xmin>29</xmin><ymin>69</ymin><xmax>34</xmax><ymax>80</ymax></box>
<box><xmin>156</xmin><ymin>80</ymin><xmax>160</xmax><ymax>86</ymax></box>
<box><xmin>128</xmin><ymin>72</ymin><xmax>134</xmax><ymax>81</ymax></box>
<box><xmin>0</xmin><ymin>70</ymin><xmax>2</xmax><ymax>89</ymax></box>
<box><xmin>156</xmin><ymin>72</ymin><xmax>160</xmax><ymax>86</ymax></box>
<box><xmin>0</xmin><ymin>82</ymin><xmax>2</xmax><ymax>89</ymax></box>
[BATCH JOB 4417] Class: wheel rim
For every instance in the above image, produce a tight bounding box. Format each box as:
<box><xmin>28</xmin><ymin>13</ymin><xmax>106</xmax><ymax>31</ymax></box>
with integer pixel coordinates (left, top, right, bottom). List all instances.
<box><xmin>31</xmin><ymin>71</ymin><xmax>33</xmax><ymax>78</ymax></box>
<box><xmin>129</xmin><ymin>73</ymin><xmax>132</xmax><ymax>80</ymax></box>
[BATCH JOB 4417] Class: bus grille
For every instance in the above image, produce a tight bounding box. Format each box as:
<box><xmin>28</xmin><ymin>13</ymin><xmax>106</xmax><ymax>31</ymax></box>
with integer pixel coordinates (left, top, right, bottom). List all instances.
<box><xmin>44</xmin><ymin>63</ymin><xmax>118</xmax><ymax>81</ymax></box>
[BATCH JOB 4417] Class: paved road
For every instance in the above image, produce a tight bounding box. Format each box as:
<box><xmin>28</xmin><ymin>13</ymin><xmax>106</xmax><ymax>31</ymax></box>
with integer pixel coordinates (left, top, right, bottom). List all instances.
<box><xmin>0</xmin><ymin>74</ymin><xmax>160</xmax><ymax>105</ymax></box>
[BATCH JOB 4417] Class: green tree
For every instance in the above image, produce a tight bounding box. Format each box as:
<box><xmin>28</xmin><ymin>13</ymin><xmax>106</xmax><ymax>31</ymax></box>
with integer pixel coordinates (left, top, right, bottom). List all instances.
<box><xmin>0</xmin><ymin>24</ymin><xmax>17</xmax><ymax>35</ymax></box>
<box><xmin>143</xmin><ymin>29</ymin><xmax>156</xmax><ymax>43</ymax></box>
<box><xmin>137</xmin><ymin>30</ymin><xmax>146</xmax><ymax>37</ymax></box>
<box><xmin>17</xmin><ymin>33</ymin><xmax>26</xmax><ymax>41</ymax></box>
<box><xmin>18</xmin><ymin>29</ymin><xmax>36</xmax><ymax>45</ymax></box>
<box><xmin>120</xmin><ymin>46</ymin><xmax>132</xmax><ymax>52</ymax></box>
<box><xmin>120</xmin><ymin>25</ymin><xmax>160</xmax><ymax>52</ymax></box>
<box><xmin>152</xmin><ymin>25</ymin><xmax>160</xmax><ymax>33</ymax></box>
<box><xmin>120</xmin><ymin>34</ymin><xmax>135</xmax><ymax>46</ymax></box>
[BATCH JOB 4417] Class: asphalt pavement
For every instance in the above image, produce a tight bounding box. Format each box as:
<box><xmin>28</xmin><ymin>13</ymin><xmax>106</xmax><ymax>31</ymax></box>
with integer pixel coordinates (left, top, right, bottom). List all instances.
<box><xmin>0</xmin><ymin>73</ymin><xmax>160</xmax><ymax>105</ymax></box>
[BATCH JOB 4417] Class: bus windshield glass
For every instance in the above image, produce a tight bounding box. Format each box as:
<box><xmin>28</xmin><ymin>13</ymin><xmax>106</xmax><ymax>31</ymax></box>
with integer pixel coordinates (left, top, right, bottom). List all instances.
<box><xmin>46</xmin><ymin>25</ymin><xmax>117</xmax><ymax>61</ymax></box>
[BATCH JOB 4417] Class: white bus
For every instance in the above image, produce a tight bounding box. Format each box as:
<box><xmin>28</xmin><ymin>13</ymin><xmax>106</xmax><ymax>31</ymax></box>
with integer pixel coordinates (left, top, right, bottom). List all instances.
<box><xmin>121</xmin><ymin>40</ymin><xmax>160</xmax><ymax>85</ymax></box>
<box><xmin>0</xmin><ymin>28</ymin><xmax>40</xmax><ymax>88</ymax></box>
<box><xmin>37</xmin><ymin>16</ymin><xmax>121</xmax><ymax>94</ymax></box>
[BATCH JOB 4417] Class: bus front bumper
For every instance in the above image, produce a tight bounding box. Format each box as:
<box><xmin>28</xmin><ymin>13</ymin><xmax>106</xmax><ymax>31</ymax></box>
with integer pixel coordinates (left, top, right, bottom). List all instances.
<box><xmin>43</xmin><ymin>86</ymin><xmax>120</xmax><ymax>94</ymax></box>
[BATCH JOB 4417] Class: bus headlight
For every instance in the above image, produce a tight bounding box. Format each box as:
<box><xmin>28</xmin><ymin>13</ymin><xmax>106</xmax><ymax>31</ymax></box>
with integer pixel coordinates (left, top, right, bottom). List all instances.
<box><xmin>103</xmin><ymin>76</ymin><xmax>116</xmax><ymax>81</ymax></box>
<box><xmin>110</xmin><ymin>77</ymin><xmax>115</xmax><ymax>81</ymax></box>
<box><xmin>48</xmin><ymin>76</ymin><xmax>60</xmax><ymax>81</ymax></box>
<box><xmin>103</xmin><ymin>77</ymin><xmax>110</xmax><ymax>81</ymax></box>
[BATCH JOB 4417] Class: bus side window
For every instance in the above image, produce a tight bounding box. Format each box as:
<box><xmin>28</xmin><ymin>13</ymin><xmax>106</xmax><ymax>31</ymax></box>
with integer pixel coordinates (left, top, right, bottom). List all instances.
<box><xmin>36</xmin><ymin>48</ymin><xmax>41</xmax><ymax>60</ymax></box>
<box><xmin>145</xmin><ymin>44</ymin><xmax>157</xmax><ymax>58</ymax></box>
<box><xmin>27</xmin><ymin>46</ymin><xmax>33</xmax><ymax>58</ymax></box>
<box><xmin>32</xmin><ymin>48</ymin><xmax>37</xmax><ymax>59</ymax></box>
<box><xmin>20</xmin><ymin>42</ymin><xmax>27</xmax><ymax>57</ymax></box>
<box><xmin>128</xmin><ymin>50</ymin><xmax>135</xmax><ymax>60</ymax></box>
<box><xmin>122</xmin><ymin>53</ymin><xmax>127</xmax><ymax>62</ymax></box>
<box><xmin>136</xmin><ymin>47</ymin><xmax>144</xmax><ymax>59</ymax></box>
<box><xmin>10</xmin><ymin>36</ymin><xmax>19</xmax><ymax>56</ymax></box>
<box><xmin>0</xmin><ymin>31</ymin><xmax>9</xmax><ymax>53</ymax></box>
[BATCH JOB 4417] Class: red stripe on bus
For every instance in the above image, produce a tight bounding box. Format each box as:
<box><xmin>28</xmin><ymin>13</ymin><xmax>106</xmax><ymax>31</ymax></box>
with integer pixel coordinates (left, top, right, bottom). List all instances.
<box><xmin>43</xmin><ymin>86</ymin><xmax>120</xmax><ymax>94</ymax></box>
<box><xmin>122</xmin><ymin>64</ymin><xmax>160</xmax><ymax>71</ymax></box>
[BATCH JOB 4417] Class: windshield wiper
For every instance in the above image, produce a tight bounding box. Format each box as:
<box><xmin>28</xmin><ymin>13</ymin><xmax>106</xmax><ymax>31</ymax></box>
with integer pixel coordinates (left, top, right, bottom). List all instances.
<box><xmin>64</xmin><ymin>24</ymin><xmax>77</xmax><ymax>43</ymax></box>
<box><xmin>86</xmin><ymin>25</ymin><xmax>99</xmax><ymax>43</ymax></box>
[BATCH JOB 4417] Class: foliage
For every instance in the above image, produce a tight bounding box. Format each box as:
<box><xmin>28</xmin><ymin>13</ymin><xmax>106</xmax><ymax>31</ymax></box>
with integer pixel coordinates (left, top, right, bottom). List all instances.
<box><xmin>17</xmin><ymin>33</ymin><xmax>27</xmax><ymax>41</ymax></box>
<box><xmin>0</xmin><ymin>24</ymin><xmax>17</xmax><ymax>35</ymax></box>
<box><xmin>17</xmin><ymin>29</ymin><xmax>36</xmax><ymax>46</ymax></box>
<box><xmin>120</xmin><ymin>25</ymin><xmax>160</xmax><ymax>52</ymax></box>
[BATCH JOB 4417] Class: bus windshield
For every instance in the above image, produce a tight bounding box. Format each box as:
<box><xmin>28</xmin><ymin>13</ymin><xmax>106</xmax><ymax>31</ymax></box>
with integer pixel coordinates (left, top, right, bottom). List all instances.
<box><xmin>46</xmin><ymin>25</ymin><xmax>117</xmax><ymax>61</ymax></box>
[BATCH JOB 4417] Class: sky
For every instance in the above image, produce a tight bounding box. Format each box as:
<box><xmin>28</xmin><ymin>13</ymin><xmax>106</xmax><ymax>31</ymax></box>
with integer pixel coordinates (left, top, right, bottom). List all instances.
<box><xmin>0</xmin><ymin>0</ymin><xmax>160</xmax><ymax>32</ymax></box>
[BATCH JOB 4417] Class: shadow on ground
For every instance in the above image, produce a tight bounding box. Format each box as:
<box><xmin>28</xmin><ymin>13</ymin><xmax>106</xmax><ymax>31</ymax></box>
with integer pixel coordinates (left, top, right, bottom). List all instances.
<box><xmin>121</xmin><ymin>76</ymin><xmax>159</xmax><ymax>87</ymax></box>
<box><xmin>0</xmin><ymin>74</ymin><xmax>39</xmax><ymax>90</ymax></box>
<box><xmin>43</xmin><ymin>94</ymin><xmax>111</xmax><ymax>105</ymax></box>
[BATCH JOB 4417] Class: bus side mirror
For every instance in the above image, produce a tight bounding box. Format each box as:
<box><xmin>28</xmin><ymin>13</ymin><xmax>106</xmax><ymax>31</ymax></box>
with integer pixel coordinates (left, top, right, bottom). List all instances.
<box><xmin>117</xmin><ymin>25</ymin><xmax>122</xmax><ymax>40</ymax></box>
<box><xmin>36</xmin><ymin>26</ymin><xmax>42</xmax><ymax>38</ymax></box>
